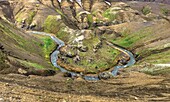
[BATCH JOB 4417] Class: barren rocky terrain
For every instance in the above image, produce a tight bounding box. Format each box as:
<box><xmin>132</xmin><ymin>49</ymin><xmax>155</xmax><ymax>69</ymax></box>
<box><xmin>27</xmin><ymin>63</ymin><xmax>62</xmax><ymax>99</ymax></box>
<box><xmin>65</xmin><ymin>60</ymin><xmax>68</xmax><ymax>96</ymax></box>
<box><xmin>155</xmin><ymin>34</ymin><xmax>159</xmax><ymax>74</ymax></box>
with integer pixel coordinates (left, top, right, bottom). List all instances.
<box><xmin>0</xmin><ymin>0</ymin><xmax>170</xmax><ymax>101</ymax></box>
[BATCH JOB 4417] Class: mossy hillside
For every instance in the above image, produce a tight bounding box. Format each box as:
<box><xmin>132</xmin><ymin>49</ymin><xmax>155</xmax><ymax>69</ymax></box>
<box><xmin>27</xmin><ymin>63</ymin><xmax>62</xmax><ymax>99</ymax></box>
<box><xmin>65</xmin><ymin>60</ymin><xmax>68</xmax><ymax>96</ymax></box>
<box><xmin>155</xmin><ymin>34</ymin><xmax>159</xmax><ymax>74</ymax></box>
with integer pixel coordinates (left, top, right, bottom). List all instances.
<box><xmin>19</xmin><ymin>60</ymin><xmax>44</xmax><ymax>69</ymax></box>
<box><xmin>8</xmin><ymin>56</ymin><xmax>46</xmax><ymax>71</ymax></box>
<box><xmin>43</xmin><ymin>15</ymin><xmax>62</xmax><ymax>34</ymax></box>
<box><xmin>112</xmin><ymin>22</ymin><xmax>170</xmax><ymax>66</ymax></box>
<box><xmin>111</xmin><ymin>26</ymin><xmax>153</xmax><ymax>60</ymax></box>
<box><xmin>112</xmin><ymin>27</ymin><xmax>153</xmax><ymax>48</ymax></box>
<box><xmin>9</xmin><ymin>33</ymin><xmax>57</xmax><ymax>70</ymax></box>
<box><xmin>141</xmin><ymin>46</ymin><xmax>170</xmax><ymax>64</ymax></box>
<box><xmin>26</xmin><ymin>11</ymin><xmax>36</xmax><ymax>25</ymax></box>
<box><xmin>135</xmin><ymin>25</ymin><xmax>169</xmax><ymax>64</ymax></box>
<box><xmin>0</xmin><ymin>22</ymin><xmax>43</xmax><ymax>54</ymax></box>
<box><xmin>30</xmin><ymin>34</ymin><xmax>57</xmax><ymax>70</ymax></box>
<box><xmin>111</xmin><ymin>26</ymin><xmax>168</xmax><ymax>63</ymax></box>
<box><xmin>16</xmin><ymin>11</ymin><xmax>36</xmax><ymax>24</ymax></box>
<box><xmin>0</xmin><ymin>19</ymin><xmax>53</xmax><ymax>69</ymax></box>
<box><xmin>55</xmin><ymin>28</ymin><xmax>70</xmax><ymax>43</ymax></box>
<box><xmin>103</xmin><ymin>8</ymin><xmax>118</xmax><ymax>21</ymax></box>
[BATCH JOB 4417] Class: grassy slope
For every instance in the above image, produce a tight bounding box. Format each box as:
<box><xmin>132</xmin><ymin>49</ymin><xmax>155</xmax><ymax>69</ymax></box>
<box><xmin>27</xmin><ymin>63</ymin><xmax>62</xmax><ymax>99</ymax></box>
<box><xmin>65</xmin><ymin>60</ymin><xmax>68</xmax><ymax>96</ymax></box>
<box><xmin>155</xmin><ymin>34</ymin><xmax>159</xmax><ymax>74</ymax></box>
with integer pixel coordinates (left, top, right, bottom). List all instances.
<box><xmin>0</xmin><ymin>18</ymin><xmax>56</xmax><ymax>73</ymax></box>
<box><xmin>111</xmin><ymin>21</ymin><xmax>170</xmax><ymax>63</ymax></box>
<box><xmin>110</xmin><ymin>21</ymin><xmax>170</xmax><ymax>75</ymax></box>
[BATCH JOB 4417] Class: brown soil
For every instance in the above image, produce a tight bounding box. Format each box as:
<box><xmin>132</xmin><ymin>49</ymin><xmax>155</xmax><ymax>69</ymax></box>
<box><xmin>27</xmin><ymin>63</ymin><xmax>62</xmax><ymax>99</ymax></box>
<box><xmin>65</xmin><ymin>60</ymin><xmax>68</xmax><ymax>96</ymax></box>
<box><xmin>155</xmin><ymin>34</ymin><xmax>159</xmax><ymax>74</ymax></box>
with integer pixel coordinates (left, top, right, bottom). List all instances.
<box><xmin>57</xmin><ymin>59</ymin><xmax>85</xmax><ymax>73</ymax></box>
<box><xmin>127</xmin><ymin>1</ymin><xmax>170</xmax><ymax>16</ymax></box>
<box><xmin>0</xmin><ymin>70</ymin><xmax>169</xmax><ymax>102</ymax></box>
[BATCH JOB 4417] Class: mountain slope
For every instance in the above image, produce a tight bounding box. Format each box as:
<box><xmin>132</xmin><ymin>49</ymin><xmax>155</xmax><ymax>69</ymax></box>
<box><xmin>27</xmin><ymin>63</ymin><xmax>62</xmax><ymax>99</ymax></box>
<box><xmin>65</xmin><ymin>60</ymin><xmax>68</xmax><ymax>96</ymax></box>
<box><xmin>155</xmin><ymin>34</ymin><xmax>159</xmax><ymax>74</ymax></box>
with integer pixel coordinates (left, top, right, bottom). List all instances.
<box><xmin>0</xmin><ymin>18</ymin><xmax>56</xmax><ymax>75</ymax></box>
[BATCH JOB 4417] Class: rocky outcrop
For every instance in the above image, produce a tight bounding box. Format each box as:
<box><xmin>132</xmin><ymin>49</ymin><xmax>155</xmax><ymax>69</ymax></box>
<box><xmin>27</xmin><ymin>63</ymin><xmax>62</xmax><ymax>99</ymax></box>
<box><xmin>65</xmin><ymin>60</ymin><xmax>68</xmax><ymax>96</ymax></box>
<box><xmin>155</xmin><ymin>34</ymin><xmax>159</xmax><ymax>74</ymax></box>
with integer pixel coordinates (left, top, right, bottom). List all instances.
<box><xmin>18</xmin><ymin>68</ymin><xmax>56</xmax><ymax>76</ymax></box>
<box><xmin>60</xmin><ymin>45</ymin><xmax>77</xmax><ymax>58</ymax></box>
<box><xmin>91</xmin><ymin>0</ymin><xmax>110</xmax><ymax>12</ymax></box>
<box><xmin>73</xmin><ymin>0</ymin><xmax>84</xmax><ymax>14</ymax></box>
<box><xmin>8</xmin><ymin>0</ymin><xmax>147</xmax><ymax>30</ymax></box>
<box><xmin>73</xmin><ymin>0</ymin><xmax>87</xmax><ymax>25</ymax></box>
<box><xmin>39</xmin><ymin>0</ymin><xmax>60</xmax><ymax>8</ymax></box>
<box><xmin>98</xmin><ymin>71</ymin><xmax>113</xmax><ymax>80</ymax></box>
<box><xmin>60</xmin><ymin>0</ymin><xmax>79</xmax><ymax>29</ymax></box>
<box><xmin>12</xmin><ymin>0</ymin><xmax>61</xmax><ymax>30</ymax></box>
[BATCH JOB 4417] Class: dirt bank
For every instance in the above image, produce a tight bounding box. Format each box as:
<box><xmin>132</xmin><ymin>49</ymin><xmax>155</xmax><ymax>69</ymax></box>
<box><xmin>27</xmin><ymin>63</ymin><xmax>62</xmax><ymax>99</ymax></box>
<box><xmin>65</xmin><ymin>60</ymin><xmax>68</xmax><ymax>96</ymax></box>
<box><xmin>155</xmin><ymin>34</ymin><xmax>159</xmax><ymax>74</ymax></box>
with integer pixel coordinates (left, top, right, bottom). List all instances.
<box><xmin>0</xmin><ymin>69</ymin><xmax>169</xmax><ymax>102</ymax></box>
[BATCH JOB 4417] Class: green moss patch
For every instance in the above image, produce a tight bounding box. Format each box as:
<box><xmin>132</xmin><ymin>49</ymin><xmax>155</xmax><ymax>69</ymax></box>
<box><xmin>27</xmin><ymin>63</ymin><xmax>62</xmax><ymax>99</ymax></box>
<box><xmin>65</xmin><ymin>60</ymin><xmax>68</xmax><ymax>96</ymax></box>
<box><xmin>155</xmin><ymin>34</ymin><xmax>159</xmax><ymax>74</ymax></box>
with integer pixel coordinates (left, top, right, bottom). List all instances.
<box><xmin>19</xmin><ymin>60</ymin><xmax>44</xmax><ymax>69</ymax></box>
<box><xmin>103</xmin><ymin>8</ymin><xmax>118</xmax><ymax>21</ymax></box>
<box><xmin>33</xmin><ymin>35</ymin><xmax>56</xmax><ymax>60</ymax></box>
<box><xmin>141</xmin><ymin>5</ymin><xmax>151</xmax><ymax>15</ymax></box>
<box><xmin>43</xmin><ymin>15</ymin><xmax>62</xmax><ymax>33</ymax></box>
<box><xmin>27</xmin><ymin>11</ymin><xmax>36</xmax><ymax>24</ymax></box>
<box><xmin>87</xmin><ymin>14</ymin><xmax>93</xmax><ymax>28</ymax></box>
<box><xmin>112</xmin><ymin>27</ymin><xmax>153</xmax><ymax>48</ymax></box>
<box><xmin>161</xmin><ymin>8</ymin><xmax>170</xmax><ymax>16</ymax></box>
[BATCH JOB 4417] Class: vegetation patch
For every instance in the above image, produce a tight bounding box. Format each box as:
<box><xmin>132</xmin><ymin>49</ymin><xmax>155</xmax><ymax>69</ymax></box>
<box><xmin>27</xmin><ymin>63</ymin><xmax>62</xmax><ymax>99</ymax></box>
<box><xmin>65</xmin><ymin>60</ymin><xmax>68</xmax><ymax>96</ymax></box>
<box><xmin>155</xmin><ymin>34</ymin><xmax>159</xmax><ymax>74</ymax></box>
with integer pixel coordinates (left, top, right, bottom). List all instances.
<box><xmin>161</xmin><ymin>8</ymin><xmax>169</xmax><ymax>16</ymax></box>
<box><xmin>103</xmin><ymin>8</ymin><xmax>118</xmax><ymax>21</ymax></box>
<box><xmin>56</xmin><ymin>28</ymin><xmax>70</xmax><ymax>42</ymax></box>
<box><xmin>16</xmin><ymin>11</ymin><xmax>36</xmax><ymax>24</ymax></box>
<box><xmin>43</xmin><ymin>15</ymin><xmax>62</xmax><ymax>33</ymax></box>
<box><xmin>19</xmin><ymin>60</ymin><xmax>45</xmax><ymax>69</ymax></box>
<box><xmin>55</xmin><ymin>9</ymin><xmax>66</xmax><ymax>17</ymax></box>
<box><xmin>0</xmin><ymin>22</ymin><xmax>43</xmax><ymax>54</ymax></box>
<box><xmin>16</xmin><ymin>11</ymin><xmax>24</xmax><ymax>23</ymax></box>
<box><xmin>38</xmin><ymin>36</ymin><xmax>56</xmax><ymax>59</ymax></box>
<box><xmin>87</xmin><ymin>14</ymin><xmax>93</xmax><ymax>28</ymax></box>
<box><xmin>141</xmin><ymin>5</ymin><xmax>151</xmax><ymax>15</ymax></box>
<box><xmin>143</xmin><ymin>49</ymin><xmax>170</xmax><ymax>64</ymax></box>
<box><xmin>26</xmin><ymin>11</ymin><xmax>36</xmax><ymax>25</ymax></box>
<box><xmin>112</xmin><ymin>27</ymin><xmax>153</xmax><ymax>48</ymax></box>
<box><xmin>0</xmin><ymin>19</ymin><xmax>56</xmax><ymax>71</ymax></box>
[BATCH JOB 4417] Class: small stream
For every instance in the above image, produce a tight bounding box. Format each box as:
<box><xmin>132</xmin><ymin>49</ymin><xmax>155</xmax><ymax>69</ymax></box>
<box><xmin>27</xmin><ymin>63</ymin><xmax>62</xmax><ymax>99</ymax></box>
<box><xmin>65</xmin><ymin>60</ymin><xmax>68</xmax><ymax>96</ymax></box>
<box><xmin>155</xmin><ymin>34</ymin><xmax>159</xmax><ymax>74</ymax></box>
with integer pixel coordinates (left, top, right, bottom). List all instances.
<box><xmin>28</xmin><ymin>31</ymin><xmax>136</xmax><ymax>81</ymax></box>
<box><xmin>111</xmin><ymin>47</ymin><xmax>136</xmax><ymax>76</ymax></box>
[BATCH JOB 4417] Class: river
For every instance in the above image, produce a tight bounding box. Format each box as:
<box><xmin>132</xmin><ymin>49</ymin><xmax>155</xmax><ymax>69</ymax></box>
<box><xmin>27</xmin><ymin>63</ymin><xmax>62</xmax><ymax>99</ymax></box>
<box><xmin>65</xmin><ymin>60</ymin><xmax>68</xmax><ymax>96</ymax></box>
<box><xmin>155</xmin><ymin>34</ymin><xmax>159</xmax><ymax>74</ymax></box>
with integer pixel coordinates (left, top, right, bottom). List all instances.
<box><xmin>27</xmin><ymin>31</ymin><xmax>136</xmax><ymax>81</ymax></box>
